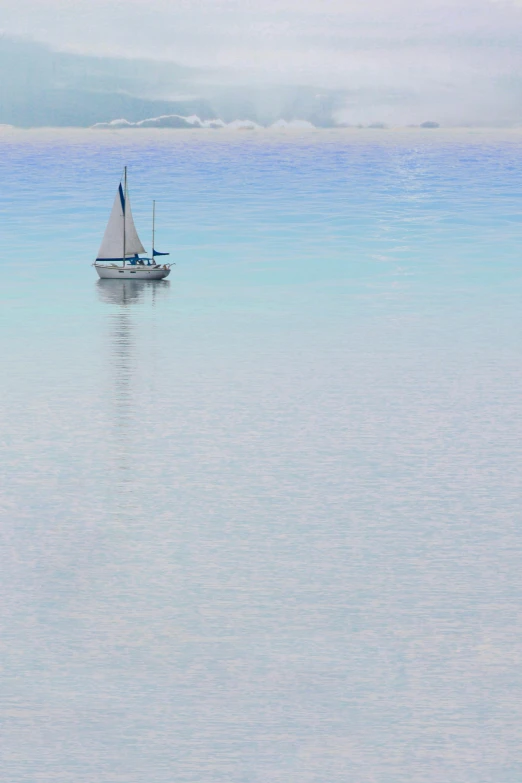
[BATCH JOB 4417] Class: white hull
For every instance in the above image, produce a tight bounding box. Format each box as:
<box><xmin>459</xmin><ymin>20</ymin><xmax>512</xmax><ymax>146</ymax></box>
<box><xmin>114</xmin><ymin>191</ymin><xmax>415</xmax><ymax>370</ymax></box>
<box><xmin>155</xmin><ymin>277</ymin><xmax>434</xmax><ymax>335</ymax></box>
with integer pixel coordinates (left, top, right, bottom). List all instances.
<box><xmin>95</xmin><ymin>263</ymin><xmax>171</xmax><ymax>280</ymax></box>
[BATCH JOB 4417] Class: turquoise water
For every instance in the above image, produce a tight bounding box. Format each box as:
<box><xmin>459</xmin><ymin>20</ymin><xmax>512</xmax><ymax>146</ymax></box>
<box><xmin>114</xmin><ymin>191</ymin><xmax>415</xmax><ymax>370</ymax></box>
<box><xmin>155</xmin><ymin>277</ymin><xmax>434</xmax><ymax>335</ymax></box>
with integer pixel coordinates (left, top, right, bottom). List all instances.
<box><xmin>1</xmin><ymin>128</ymin><xmax>522</xmax><ymax>782</ymax></box>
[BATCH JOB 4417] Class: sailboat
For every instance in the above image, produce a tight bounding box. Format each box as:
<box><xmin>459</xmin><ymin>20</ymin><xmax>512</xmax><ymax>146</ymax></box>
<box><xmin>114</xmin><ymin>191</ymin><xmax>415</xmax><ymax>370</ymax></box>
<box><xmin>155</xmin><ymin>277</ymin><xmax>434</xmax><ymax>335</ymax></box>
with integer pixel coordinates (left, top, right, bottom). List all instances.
<box><xmin>94</xmin><ymin>167</ymin><xmax>172</xmax><ymax>279</ymax></box>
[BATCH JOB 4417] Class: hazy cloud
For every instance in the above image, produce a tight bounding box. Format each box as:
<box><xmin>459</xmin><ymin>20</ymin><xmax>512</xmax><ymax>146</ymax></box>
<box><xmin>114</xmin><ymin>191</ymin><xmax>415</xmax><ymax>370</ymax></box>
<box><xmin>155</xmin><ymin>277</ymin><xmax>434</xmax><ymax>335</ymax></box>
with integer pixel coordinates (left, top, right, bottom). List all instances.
<box><xmin>2</xmin><ymin>0</ymin><xmax>522</xmax><ymax>124</ymax></box>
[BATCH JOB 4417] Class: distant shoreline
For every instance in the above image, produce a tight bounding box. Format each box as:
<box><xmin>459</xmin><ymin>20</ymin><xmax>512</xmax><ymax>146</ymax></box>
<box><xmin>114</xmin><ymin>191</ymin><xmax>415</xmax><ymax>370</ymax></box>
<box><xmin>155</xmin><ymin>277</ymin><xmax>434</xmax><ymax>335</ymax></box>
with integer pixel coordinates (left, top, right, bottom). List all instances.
<box><xmin>3</xmin><ymin>126</ymin><xmax>522</xmax><ymax>138</ymax></box>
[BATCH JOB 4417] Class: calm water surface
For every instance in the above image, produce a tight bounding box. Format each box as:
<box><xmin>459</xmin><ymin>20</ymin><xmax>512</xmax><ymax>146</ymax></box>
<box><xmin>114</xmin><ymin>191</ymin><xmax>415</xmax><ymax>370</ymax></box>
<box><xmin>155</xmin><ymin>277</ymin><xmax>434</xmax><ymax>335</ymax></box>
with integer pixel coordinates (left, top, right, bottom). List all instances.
<box><xmin>1</xmin><ymin>129</ymin><xmax>521</xmax><ymax>782</ymax></box>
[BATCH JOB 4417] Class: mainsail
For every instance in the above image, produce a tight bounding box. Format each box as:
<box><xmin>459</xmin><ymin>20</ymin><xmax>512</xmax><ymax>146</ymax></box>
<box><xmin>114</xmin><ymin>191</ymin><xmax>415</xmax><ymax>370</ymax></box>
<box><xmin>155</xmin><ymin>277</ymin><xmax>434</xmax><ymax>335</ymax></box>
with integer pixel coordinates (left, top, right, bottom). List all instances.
<box><xmin>97</xmin><ymin>181</ymin><xmax>146</xmax><ymax>261</ymax></box>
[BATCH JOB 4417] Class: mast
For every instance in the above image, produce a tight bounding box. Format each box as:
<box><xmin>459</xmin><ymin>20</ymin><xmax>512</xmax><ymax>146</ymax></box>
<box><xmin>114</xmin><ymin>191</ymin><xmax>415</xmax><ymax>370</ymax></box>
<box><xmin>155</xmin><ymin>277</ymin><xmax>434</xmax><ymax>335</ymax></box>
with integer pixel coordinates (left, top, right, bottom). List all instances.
<box><xmin>122</xmin><ymin>166</ymin><xmax>127</xmax><ymax>267</ymax></box>
<box><xmin>152</xmin><ymin>200</ymin><xmax>155</xmax><ymax>263</ymax></box>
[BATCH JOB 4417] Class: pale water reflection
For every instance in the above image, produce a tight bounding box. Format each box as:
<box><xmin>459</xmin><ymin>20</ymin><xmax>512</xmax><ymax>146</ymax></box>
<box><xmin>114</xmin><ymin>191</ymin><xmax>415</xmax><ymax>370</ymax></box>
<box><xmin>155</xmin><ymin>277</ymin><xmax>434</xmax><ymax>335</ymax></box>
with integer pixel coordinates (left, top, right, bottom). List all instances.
<box><xmin>96</xmin><ymin>278</ymin><xmax>172</xmax><ymax>307</ymax></box>
<box><xmin>96</xmin><ymin>279</ymin><xmax>172</xmax><ymax>519</ymax></box>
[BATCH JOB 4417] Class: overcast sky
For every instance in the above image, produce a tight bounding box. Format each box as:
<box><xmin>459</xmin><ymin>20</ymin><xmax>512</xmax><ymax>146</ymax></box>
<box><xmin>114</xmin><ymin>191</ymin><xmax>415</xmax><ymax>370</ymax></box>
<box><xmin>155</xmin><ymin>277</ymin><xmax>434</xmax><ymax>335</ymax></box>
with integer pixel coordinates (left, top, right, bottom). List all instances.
<box><xmin>2</xmin><ymin>0</ymin><xmax>522</xmax><ymax>123</ymax></box>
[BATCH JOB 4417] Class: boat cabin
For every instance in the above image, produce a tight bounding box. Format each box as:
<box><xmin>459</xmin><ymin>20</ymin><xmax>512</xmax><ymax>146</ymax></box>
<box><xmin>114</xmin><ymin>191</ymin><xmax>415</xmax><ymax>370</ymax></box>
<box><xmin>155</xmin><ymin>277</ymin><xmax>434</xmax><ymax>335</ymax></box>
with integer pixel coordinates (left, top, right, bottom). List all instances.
<box><xmin>127</xmin><ymin>255</ymin><xmax>156</xmax><ymax>266</ymax></box>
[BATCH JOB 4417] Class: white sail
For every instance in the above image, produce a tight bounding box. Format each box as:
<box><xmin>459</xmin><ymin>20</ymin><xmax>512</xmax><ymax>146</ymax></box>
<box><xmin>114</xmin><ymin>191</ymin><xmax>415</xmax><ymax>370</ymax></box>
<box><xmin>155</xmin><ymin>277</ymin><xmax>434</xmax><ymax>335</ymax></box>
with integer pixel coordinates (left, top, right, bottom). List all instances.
<box><xmin>97</xmin><ymin>182</ymin><xmax>146</xmax><ymax>260</ymax></box>
<box><xmin>123</xmin><ymin>196</ymin><xmax>146</xmax><ymax>257</ymax></box>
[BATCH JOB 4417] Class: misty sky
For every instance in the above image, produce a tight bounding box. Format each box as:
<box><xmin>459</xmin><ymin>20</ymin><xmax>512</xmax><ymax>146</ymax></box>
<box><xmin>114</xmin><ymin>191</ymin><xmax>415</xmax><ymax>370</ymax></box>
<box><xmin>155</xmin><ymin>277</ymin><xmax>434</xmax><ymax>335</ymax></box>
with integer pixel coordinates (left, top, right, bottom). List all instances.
<box><xmin>2</xmin><ymin>0</ymin><xmax>522</xmax><ymax>124</ymax></box>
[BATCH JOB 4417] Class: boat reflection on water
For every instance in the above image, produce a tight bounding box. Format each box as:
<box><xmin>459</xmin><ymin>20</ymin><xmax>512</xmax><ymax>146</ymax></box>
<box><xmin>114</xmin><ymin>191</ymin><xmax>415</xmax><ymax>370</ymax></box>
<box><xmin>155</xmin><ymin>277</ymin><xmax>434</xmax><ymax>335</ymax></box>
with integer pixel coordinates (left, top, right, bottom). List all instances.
<box><xmin>96</xmin><ymin>278</ymin><xmax>171</xmax><ymax>307</ymax></box>
<box><xmin>96</xmin><ymin>279</ymin><xmax>171</xmax><ymax>515</ymax></box>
